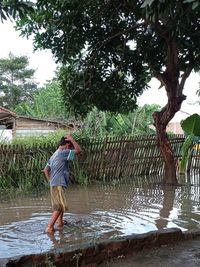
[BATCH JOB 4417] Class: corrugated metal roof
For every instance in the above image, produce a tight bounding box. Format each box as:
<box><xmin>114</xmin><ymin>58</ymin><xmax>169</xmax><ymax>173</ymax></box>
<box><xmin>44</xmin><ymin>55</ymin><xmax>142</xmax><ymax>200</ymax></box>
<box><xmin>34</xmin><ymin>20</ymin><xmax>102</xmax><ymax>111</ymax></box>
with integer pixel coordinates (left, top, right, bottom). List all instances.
<box><xmin>0</xmin><ymin>106</ymin><xmax>16</xmax><ymax>115</ymax></box>
<box><xmin>0</xmin><ymin>106</ymin><xmax>74</xmax><ymax>129</ymax></box>
<box><xmin>16</xmin><ymin>115</ymin><xmax>73</xmax><ymax>128</ymax></box>
<box><xmin>0</xmin><ymin>113</ymin><xmax>13</xmax><ymax>120</ymax></box>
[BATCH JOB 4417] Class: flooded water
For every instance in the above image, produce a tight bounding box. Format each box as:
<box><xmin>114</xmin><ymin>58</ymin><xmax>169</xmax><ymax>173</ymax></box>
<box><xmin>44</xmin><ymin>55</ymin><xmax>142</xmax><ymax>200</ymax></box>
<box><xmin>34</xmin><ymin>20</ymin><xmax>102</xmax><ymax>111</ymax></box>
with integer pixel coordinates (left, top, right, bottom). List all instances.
<box><xmin>1</xmin><ymin>175</ymin><xmax>200</xmax><ymax>260</ymax></box>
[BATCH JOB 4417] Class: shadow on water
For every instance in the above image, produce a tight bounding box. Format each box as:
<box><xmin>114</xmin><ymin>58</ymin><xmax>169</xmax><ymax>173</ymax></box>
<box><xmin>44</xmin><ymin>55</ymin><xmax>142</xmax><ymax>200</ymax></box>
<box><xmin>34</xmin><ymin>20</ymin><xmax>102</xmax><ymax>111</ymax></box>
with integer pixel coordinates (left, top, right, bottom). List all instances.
<box><xmin>0</xmin><ymin>173</ymin><xmax>200</xmax><ymax>259</ymax></box>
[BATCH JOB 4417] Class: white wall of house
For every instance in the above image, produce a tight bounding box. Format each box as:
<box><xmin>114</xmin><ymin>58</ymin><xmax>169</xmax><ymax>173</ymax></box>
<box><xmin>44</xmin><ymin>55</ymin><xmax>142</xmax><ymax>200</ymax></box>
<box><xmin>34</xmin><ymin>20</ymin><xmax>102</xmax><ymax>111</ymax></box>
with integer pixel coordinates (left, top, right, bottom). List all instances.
<box><xmin>0</xmin><ymin>129</ymin><xmax>13</xmax><ymax>142</ymax></box>
<box><xmin>15</xmin><ymin>129</ymin><xmax>55</xmax><ymax>137</ymax></box>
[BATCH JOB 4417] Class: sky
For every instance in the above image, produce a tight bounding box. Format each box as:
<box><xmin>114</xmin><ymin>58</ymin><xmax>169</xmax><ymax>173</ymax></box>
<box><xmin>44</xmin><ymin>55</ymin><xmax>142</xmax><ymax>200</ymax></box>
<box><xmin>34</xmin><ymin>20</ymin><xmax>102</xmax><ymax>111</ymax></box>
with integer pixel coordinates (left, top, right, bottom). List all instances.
<box><xmin>139</xmin><ymin>74</ymin><xmax>200</xmax><ymax>122</ymax></box>
<box><xmin>0</xmin><ymin>20</ymin><xmax>199</xmax><ymax>122</ymax></box>
<box><xmin>0</xmin><ymin>20</ymin><xmax>57</xmax><ymax>86</ymax></box>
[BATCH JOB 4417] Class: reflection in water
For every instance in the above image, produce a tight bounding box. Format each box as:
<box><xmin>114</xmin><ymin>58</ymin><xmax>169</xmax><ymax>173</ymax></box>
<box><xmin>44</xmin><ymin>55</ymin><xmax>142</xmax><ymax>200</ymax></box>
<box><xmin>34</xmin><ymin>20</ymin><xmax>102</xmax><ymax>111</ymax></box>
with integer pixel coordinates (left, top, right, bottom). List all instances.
<box><xmin>1</xmin><ymin>174</ymin><xmax>200</xmax><ymax>259</ymax></box>
<box><xmin>155</xmin><ymin>186</ymin><xmax>176</xmax><ymax>229</ymax></box>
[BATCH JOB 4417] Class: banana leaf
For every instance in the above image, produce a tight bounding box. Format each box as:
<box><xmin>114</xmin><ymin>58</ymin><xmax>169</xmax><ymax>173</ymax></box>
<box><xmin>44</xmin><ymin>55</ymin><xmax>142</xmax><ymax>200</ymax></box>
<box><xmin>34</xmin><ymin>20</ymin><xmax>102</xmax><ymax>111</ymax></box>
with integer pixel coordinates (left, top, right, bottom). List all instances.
<box><xmin>179</xmin><ymin>113</ymin><xmax>200</xmax><ymax>173</ymax></box>
<box><xmin>179</xmin><ymin>134</ymin><xmax>194</xmax><ymax>173</ymax></box>
<box><xmin>181</xmin><ymin>113</ymin><xmax>200</xmax><ymax>137</ymax></box>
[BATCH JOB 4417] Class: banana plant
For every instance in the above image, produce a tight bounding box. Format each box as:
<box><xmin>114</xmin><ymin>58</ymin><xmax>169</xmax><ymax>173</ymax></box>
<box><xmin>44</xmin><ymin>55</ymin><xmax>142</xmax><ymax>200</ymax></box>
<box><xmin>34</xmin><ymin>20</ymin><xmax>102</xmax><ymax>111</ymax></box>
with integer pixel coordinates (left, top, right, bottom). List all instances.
<box><xmin>180</xmin><ymin>113</ymin><xmax>200</xmax><ymax>173</ymax></box>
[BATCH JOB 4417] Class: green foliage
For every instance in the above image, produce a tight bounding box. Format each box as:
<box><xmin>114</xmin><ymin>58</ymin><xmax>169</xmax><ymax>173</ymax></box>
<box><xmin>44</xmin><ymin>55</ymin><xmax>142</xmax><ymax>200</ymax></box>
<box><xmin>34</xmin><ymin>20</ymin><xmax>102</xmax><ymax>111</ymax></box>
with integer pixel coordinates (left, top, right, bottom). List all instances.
<box><xmin>73</xmin><ymin>104</ymin><xmax>160</xmax><ymax>138</ymax></box>
<box><xmin>0</xmin><ymin>129</ymin><xmax>82</xmax><ymax>192</ymax></box>
<box><xmin>181</xmin><ymin>113</ymin><xmax>200</xmax><ymax>136</ymax></box>
<box><xmin>58</xmin><ymin>58</ymin><xmax>144</xmax><ymax>116</ymax></box>
<box><xmin>72</xmin><ymin>160</ymin><xmax>88</xmax><ymax>186</ymax></box>
<box><xmin>17</xmin><ymin>1</ymin><xmax>153</xmax><ymax>116</ymax></box>
<box><xmin>141</xmin><ymin>0</ymin><xmax>200</xmax><ymax>23</ymax></box>
<box><xmin>0</xmin><ymin>131</ymin><xmax>66</xmax><ymax>191</ymax></box>
<box><xmin>179</xmin><ymin>134</ymin><xmax>194</xmax><ymax>173</ymax></box>
<box><xmin>11</xmin><ymin>129</ymin><xmax>66</xmax><ymax>147</ymax></box>
<box><xmin>0</xmin><ymin>53</ymin><xmax>38</xmax><ymax>109</ymax></box>
<box><xmin>14</xmin><ymin>80</ymin><xmax>69</xmax><ymax>120</ymax></box>
<box><xmin>16</xmin><ymin>1</ymin><xmax>200</xmax><ymax>117</ymax></box>
<box><xmin>180</xmin><ymin>113</ymin><xmax>200</xmax><ymax>173</ymax></box>
<box><xmin>0</xmin><ymin>0</ymin><xmax>34</xmax><ymax>22</ymax></box>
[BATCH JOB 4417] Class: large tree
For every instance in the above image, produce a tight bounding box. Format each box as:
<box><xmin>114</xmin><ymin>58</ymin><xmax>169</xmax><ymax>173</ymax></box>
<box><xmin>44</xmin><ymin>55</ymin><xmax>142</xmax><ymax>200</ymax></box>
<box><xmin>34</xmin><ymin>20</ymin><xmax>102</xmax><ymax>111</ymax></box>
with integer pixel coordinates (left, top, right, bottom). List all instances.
<box><xmin>16</xmin><ymin>0</ymin><xmax>200</xmax><ymax>184</ymax></box>
<box><xmin>0</xmin><ymin>53</ymin><xmax>38</xmax><ymax>109</ymax></box>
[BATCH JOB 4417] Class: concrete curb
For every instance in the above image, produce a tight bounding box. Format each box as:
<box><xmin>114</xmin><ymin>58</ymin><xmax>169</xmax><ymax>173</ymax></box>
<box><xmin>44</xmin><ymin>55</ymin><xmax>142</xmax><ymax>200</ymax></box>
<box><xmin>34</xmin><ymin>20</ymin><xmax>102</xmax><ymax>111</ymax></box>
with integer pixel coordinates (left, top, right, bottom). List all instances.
<box><xmin>4</xmin><ymin>228</ymin><xmax>200</xmax><ymax>267</ymax></box>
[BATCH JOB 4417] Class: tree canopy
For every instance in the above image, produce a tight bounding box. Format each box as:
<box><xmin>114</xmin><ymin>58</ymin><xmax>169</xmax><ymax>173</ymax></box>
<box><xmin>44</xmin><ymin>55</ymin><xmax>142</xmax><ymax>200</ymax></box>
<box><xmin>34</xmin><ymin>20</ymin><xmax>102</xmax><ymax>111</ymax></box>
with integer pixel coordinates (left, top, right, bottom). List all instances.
<box><xmin>16</xmin><ymin>0</ymin><xmax>200</xmax><ymax>115</ymax></box>
<box><xmin>0</xmin><ymin>53</ymin><xmax>38</xmax><ymax>109</ymax></box>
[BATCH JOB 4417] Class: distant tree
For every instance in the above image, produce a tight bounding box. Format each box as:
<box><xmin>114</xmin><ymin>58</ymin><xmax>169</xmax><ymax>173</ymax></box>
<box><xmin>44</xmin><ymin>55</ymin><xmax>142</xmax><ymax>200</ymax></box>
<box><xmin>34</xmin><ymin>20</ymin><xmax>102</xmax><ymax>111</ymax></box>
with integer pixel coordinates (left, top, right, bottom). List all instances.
<box><xmin>16</xmin><ymin>1</ymin><xmax>200</xmax><ymax>185</ymax></box>
<box><xmin>15</xmin><ymin>80</ymin><xmax>69</xmax><ymax>120</ymax></box>
<box><xmin>0</xmin><ymin>53</ymin><xmax>38</xmax><ymax>109</ymax></box>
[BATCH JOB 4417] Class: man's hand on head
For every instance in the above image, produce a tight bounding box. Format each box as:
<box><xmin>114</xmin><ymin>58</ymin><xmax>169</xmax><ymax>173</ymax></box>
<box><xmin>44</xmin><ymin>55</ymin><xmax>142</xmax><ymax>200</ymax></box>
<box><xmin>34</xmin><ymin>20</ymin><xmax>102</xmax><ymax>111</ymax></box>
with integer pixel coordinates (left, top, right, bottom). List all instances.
<box><xmin>65</xmin><ymin>134</ymin><xmax>73</xmax><ymax>142</ymax></box>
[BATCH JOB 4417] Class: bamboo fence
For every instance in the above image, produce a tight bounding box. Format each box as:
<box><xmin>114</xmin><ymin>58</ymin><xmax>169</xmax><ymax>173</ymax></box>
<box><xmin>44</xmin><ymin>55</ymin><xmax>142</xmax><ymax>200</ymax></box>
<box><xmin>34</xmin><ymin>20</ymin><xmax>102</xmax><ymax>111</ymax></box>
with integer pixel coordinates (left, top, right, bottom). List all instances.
<box><xmin>0</xmin><ymin>143</ymin><xmax>55</xmax><ymax>188</ymax></box>
<box><xmin>78</xmin><ymin>134</ymin><xmax>186</xmax><ymax>180</ymax></box>
<box><xmin>0</xmin><ymin>134</ymin><xmax>200</xmax><ymax>188</ymax></box>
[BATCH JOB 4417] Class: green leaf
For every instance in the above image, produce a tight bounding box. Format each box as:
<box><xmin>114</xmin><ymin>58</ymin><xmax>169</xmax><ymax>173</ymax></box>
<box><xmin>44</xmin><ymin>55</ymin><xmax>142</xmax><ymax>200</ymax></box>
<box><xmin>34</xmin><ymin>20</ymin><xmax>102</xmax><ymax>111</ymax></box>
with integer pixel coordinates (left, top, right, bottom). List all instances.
<box><xmin>179</xmin><ymin>134</ymin><xmax>194</xmax><ymax>173</ymax></box>
<box><xmin>181</xmin><ymin>113</ymin><xmax>200</xmax><ymax>137</ymax></box>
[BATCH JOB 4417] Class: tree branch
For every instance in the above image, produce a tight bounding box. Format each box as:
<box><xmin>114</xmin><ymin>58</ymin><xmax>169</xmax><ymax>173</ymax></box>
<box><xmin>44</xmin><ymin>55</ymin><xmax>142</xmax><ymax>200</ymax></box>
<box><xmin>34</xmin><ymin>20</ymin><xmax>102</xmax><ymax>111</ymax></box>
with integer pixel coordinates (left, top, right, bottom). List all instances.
<box><xmin>179</xmin><ymin>66</ymin><xmax>193</xmax><ymax>94</ymax></box>
<box><xmin>155</xmin><ymin>73</ymin><xmax>167</xmax><ymax>88</ymax></box>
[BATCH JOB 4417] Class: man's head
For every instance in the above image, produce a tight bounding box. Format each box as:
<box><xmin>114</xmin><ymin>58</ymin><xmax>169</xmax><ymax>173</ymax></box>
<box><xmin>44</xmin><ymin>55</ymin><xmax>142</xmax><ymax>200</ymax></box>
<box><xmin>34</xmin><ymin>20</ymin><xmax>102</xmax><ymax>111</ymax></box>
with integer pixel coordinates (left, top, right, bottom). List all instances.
<box><xmin>59</xmin><ymin>136</ymin><xmax>73</xmax><ymax>149</ymax></box>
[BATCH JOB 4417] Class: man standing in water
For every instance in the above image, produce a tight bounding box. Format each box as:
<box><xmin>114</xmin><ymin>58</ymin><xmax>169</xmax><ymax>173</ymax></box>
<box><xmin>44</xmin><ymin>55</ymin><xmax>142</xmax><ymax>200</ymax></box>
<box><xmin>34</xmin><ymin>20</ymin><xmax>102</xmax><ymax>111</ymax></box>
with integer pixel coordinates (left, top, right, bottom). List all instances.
<box><xmin>43</xmin><ymin>134</ymin><xmax>81</xmax><ymax>234</ymax></box>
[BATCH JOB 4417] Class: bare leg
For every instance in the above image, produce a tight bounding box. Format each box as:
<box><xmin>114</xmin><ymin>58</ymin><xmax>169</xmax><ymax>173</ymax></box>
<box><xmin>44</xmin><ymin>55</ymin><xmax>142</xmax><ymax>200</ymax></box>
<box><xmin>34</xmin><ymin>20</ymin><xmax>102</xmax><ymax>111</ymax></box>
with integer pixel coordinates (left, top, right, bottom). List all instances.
<box><xmin>57</xmin><ymin>212</ymin><xmax>64</xmax><ymax>227</ymax></box>
<box><xmin>45</xmin><ymin>211</ymin><xmax>61</xmax><ymax>233</ymax></box>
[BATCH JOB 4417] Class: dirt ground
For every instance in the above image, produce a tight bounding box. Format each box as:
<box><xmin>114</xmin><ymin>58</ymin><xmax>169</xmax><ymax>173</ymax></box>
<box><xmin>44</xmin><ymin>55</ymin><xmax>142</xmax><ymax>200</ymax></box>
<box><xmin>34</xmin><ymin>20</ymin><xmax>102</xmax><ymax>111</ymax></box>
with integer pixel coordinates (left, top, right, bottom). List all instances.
<box><xmin>98</xmin><ymin>237</ymin><xmax>200</xmax><ymax>267</ymax></box>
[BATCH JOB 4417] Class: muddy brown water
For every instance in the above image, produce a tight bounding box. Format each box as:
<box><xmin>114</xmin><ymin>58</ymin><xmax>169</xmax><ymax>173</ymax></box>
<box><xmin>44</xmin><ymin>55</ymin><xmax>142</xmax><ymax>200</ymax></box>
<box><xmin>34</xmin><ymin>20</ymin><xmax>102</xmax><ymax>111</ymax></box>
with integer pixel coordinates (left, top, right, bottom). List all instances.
<box><xmin>0</xmin><ymin>175</ymin><xmax>200</xmax><ymax>260</ymax></box>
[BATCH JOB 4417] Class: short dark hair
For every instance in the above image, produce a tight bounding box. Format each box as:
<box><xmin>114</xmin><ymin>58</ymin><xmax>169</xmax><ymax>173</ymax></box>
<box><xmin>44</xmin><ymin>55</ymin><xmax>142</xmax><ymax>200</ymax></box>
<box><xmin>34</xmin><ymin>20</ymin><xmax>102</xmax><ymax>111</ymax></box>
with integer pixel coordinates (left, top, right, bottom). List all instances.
<box><xmin>59</xmin><ymin>136</ymin><xmax>73</xmax><ymax>146</ymax></box>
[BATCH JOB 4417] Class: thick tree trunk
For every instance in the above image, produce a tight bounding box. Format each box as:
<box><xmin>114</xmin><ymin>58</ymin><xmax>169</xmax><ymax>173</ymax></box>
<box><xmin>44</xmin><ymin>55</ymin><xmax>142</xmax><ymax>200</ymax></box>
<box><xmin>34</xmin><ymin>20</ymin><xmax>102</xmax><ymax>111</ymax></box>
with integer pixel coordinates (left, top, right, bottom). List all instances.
<box><xmin>153</xmin><ymin>88</ymin><xmax>186</xmax><ymax>185</ymax></box>
<box><xmin>153</xmin><ymin>109</ymin><xmax>178</xmax><ymax>185</ymax></box>
<box><xmin>152</xmin><ymin>36</ymin><xmax>191</xmax><ymax>185</ymax></box>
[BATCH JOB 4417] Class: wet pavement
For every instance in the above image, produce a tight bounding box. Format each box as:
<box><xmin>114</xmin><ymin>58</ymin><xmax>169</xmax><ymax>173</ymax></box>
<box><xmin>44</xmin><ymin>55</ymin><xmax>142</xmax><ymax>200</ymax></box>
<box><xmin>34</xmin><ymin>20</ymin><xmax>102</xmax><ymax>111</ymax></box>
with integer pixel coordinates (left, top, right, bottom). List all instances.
<box><xmin>99</xmin><ymin>237</ymin><xmax>200</xmax><ymax>267</ymax></box>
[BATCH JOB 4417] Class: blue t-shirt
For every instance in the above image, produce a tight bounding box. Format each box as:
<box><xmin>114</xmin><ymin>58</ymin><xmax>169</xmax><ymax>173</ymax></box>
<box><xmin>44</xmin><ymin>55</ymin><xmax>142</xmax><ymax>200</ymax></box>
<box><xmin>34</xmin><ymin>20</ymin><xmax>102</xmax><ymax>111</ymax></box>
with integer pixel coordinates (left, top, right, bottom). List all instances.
<box><xmin>46</xmin><ymin>149</ymin><xmax>75</xmax><ymax>187</ymax></box>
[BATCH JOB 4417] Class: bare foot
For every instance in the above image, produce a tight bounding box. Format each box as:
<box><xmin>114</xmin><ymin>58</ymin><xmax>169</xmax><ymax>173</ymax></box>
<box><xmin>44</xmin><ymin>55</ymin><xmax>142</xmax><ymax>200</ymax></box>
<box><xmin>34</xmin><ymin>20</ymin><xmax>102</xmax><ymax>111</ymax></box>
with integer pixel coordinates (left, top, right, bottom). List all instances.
<box><xmin>45</xmin><ymin>225</ymin><xmax>55</xmax><ymax>234</ymax></box>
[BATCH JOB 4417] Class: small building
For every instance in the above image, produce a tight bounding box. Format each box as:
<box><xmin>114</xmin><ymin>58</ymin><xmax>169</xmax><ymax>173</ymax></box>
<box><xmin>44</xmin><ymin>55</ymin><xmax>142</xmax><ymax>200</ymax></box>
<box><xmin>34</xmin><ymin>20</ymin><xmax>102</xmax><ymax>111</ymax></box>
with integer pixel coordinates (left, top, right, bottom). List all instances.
<box><xmin>166</xmin><ymin>122</ymin><xmax>184</xmax><ymax>135</ymax></box>
<box><xmin>0</xmin><ymin>107</ymin><xmax>74</xmax><ymax>140</ymax></box>
<box><xmin>149</xmin><ymin>121</ymin><xmax>184</xmax><ymax>135</ymax></box>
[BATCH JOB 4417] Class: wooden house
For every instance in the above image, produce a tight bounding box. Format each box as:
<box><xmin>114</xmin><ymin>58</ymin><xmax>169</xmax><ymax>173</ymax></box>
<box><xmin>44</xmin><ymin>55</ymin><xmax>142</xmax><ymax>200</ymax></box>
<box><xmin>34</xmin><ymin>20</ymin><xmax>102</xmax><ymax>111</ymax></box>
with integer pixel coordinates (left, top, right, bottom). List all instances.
<box><xmin>0</xmin><ymin>107</ymin><xmax>74</xmax><ymax>139</ymax></box>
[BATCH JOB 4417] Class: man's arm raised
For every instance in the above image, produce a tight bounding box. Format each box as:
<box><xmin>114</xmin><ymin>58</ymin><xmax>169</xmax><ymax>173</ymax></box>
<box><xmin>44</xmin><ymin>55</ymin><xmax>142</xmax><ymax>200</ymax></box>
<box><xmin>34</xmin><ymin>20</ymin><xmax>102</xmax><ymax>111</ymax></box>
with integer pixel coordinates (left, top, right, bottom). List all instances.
<box><xmin>66</xmin><ymin>135</ymin><xmax>82</xmax><ymax>155</ymax></box>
